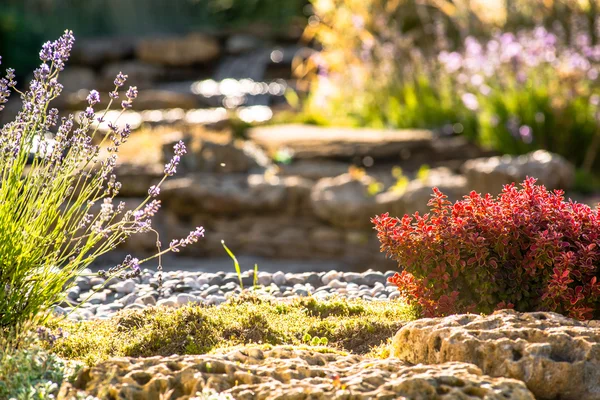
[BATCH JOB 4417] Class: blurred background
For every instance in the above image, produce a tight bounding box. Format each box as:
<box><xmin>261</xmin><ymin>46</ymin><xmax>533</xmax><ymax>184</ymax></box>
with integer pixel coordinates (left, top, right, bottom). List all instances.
<box><xmin>1</xmin><ymin>0</ymin><xmax>600</xmax><ymax>273</ymax></box>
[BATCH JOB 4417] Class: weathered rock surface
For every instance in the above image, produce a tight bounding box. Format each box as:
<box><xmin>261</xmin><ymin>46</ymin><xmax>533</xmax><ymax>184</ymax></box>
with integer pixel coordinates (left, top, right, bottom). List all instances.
<box><xmin>390</xmin><ymin>310</ymin><xmax>600</xmax><ymax>400</ymax></box>
<box><xmin>136</xmin><ymin>34</ymin><xmax>220</xmax><ymax>66</ymax></box>
<box><xmin>462</xmin><ymin>150</ymin><xmax>575</xmax><ymax>195</ymax></box>
<box><xmin>162</xmin><ymin>137</ymin><xmax>272</xmax><ymax>174</ymax></box>
<box><xmin>58</xmin><ymin>345</ymin><xmax>534</xmax><ymax>400</ymax></box>
<box><xmin>310</xmin><ymin>169</ymin><xmax>468</xmax><ymax>229</ymax></box>
<box><xmin>310</xmin><ymin>173</ymin><xmax>405</xmax><ymax>229</ymax></box>
<box><xmin>248</xmin><ymin>124</ymin><xmax>434</xmax><ymax>160</ymax></box>
<box><xmin>160</xmin><ymin>174</ymin><xmax>307</xmax><ymax>216</ymax></box>
<box><xmin>276</xmin><ymin>160</ymin><xmax>350</xmax><ymax>180</ymax></box>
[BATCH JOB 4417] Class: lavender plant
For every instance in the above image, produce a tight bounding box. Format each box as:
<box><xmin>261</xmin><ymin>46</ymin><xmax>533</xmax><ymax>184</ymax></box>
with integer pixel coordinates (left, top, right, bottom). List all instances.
<box><xmin>0</xmin><ymin>31</ymin><xmax>204</xmax><ymax>340</ymax></box>
<box><xmin>439</xmin><ymin>27</ymin><xmax>600</xmax><ymax>171</ymax></box>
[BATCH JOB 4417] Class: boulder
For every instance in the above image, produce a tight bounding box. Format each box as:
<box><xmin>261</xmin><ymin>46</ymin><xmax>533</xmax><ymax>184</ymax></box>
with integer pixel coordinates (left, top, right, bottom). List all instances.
<box><xmin>248</xmin><ymin>124</ymin><xmax>434</xmax><ymax>160</ymax></box>
<box><xmin>390</xmin><ymin>309</ymin><xmax>600</xmax><ymax>400</ymax></box>
<box><xmin>136</xmin><ymin>34</ymin><xmax>220</xmax><ymax>66</ymax></box>
<box><xmin>462</xmin><ymin>150</ymin><xmax>575</xmax><ymax>195</ymax></box>
<box><xmin>310</xmin><ymin>173</ymin><xmax>405</xmax><ymax>229</ymax></box>
<box><xmin>310</xmin><ymin>169</ymin><xmax>467</xmax><ymax>229</ymax></box>
<box><xmin>276</xmin><ymin>160</ymin><xmax>350</xmax><ymax>180</ymax></box>
<box><xmin>59</xmin><ymin>345</ymin><xmax>534</xmax><ymax>399</ymax></box>
<box><xmin>401</xmin><ymin>167</ymin><xmax>468</xmax><ymax>215</ymax></box>
<box><xmin>160</xmin><ymin>173</ymin><xmax>289</xmax><ymax>216</ymax></box>
<box><xmin>162</xmin><ymin>137</ymin><xmax>272</xmax><ymax>174</ymax></box>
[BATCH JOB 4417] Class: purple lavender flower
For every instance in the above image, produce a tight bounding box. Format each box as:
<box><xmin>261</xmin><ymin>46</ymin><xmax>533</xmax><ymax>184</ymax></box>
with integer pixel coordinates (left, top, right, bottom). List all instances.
<box><xmin>174</xmin><ymin>140</ymin><xmax>187</xmax><ymax>156</ymax></box>
<box><xmin>148</xmin><ymin>185</ymin><xmax>160</xmax><ymax>197</ymax></box>
<box><xmin>87</xmin><ymin>90</ymin><xmax>100</xmax><ymax>106</ymax></box>
<box><xmin>114</xmin><ymin>71</ymin><xmax>127</xmax><ymax>87</ymax></box>
<box><xmin>126</xmin><ymin>86</ymin><xmax>138</xmax><ymax>100</ymax></box>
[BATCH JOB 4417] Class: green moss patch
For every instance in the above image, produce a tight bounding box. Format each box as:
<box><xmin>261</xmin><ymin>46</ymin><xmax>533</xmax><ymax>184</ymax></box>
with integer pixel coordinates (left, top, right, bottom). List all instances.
<box><xmin>46</xmin><ymin>294</ymin><xmax>416</xmax><ymax>365</ymax></box>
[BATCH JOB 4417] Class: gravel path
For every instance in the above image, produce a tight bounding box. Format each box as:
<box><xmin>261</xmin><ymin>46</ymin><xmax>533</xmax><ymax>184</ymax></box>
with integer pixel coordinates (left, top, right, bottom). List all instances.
<box><xmin>55</xmin><ymin>269</ymin><xmax>400</xmax><ymax>320</ymax></box>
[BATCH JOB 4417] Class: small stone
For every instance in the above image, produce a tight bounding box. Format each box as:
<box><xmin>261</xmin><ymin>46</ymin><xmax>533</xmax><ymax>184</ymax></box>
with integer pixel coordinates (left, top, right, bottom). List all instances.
<box><xmin>327</xmin><ymin>279</ymin><xmax>347</xmax><ymax>289</ymax></box>
<box><xmin>272</xmin><ymin>271</ymin><xmax>287</xmax><ymax>286</ymax></box>
<box><xmin>52</xmin><ymin>305</ymin><xmax>68</xmax><ymax>317</ymax></box>
<box><xmin>257</xmin><ymin>272</ymin><xmax>272</xmax><ymax>286</ymax></box>
<box><xmin>322</xmin><ymin>270</ymin><xmax>341</xmax><ymax>285</ymax></box>
<box><xmin>137</xmin><ymin>294</ymin><xmax>157</xmax><ymax>306</ymax></box>
<box><xmin>343</xmin><ymin>272</ymin><xmax>366</xmax><ymax>285</ymax></box>
<box><xmin>75</xmin><ymin>277</ymin><xmax>91</xmax><ymax>291</ymax></box>
<box><xmin>362</xmin><ymin>271</ymin><xmax>386</xmax><ymax>286</ymax></box>
<box><xmin>90</xmin><ymin>277</ymin><xmax>105</xmax><ymax>287</ymax></box>
<box><xmin>80</xmin><ymin>291</ymin><xmax>107</xmax><ymax>304</ymax></box>
<box><xmin>207</xmin><ymin>295</ymin><xmax>226</xmax><ymax>306</ymax></box>
<box><xmin>285</xmin><ymin>274</ymin><xmax>305</xmax><ymax>285</ymax></box>
<box><xmin>96</xmin><ymin>303</ymin><xmax>123</xmax><ymax>314</ymax></box>
<box><xmin>176</xmin><ymin>293</ymin><xmax>200</xmax><ymax>305</ymax></box>
<box><xmin>113</xmin><ymin>279</ymin><xmax>136</xmax><ymax>294</ymax></box>
<box><xmin>156</xmin><ymin>297</ymin><xmax>177</xmax><ymax>307</ymax></box>
<box><xmin>384</xmin><ymin>270</ymin><xmax>397</xmax><ymax>280</ymax></box>
<box><xmin>208</xmin><ymin>275</ymin><xmax>224</xmax><ymax>286</ymax></box>
<box><xmin>124</xmin><ymin>303</ymin><xmax>147</xmax><ymax>311</ymax></box>
<box><xmin>202</xmin><ymin>285</ymin><xmax>220</xmax><ymax>296</ymax></box>
<box><xmin>119</xmin><ymin>293</ymin><xmax>138</xmax><ymax>306</ymax></box>
<box><xmin>67</xmin><ymin>287</ymin><xmax>81</xmax><ymax>300</ymax></box>
<box><xmin>293</xmin><ymin>288</ymin><xmax>309</xmax><ymax>297</ymax></box>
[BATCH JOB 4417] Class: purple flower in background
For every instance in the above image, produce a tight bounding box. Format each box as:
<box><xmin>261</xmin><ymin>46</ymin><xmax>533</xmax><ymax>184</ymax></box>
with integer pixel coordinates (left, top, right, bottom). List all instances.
<box><xmin>461</xmin><ymin>93</ymin><xmax>479</xmax><ymax>111</ymax></box>
<box><xmin>519</xmin><ymin>125</ymin><xmax>533</xmax><ymax>144</ymax></box>
<box><xmin>126</xmin><ymin>86</ymin><xmax>138</xmax><ymax>100</ymax></box>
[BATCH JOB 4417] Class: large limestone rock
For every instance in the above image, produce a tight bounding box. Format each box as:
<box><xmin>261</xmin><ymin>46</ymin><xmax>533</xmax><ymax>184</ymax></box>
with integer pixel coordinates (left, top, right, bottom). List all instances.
<box><xmin>310</xmin><ymin>173</ymin><xmax>405</xmax><ymax>229</ymax></box>
<box><xmin>59</xmin><ymin>345</ymin><xmax>534</xmax><ymax>400</ymax></box>
<box><xmin>248</xmin><ymin>124</ymin><xmax>434</xmax><ymax>160</ymax></box>
<box><xmin>390</xmin><ymin>310</ymin><xmax>600</xmax><ymax>400</ymax></box>
<box><xmin>462</xmin><ymin>150</ymin><xmax>575</xmax><ymax>195</ymax></box>
<box><xmin>310</xmin><ymin>169</ymin><xmax>468</xmax><ymax>229</ymax></box>
<box><xmin>400</xmin><ymin>167</ymin><xmax>468</xmax><ymax>215</ymax></box>
<box><xmin>160</xmin><ymin>173</ymin><xmax>311</xmax><ymax>216</ymax></box>
<box><xmin>162</xmin><ymin>137</ymin><xmax>272</xmax><ymax>175</ymax></box>
<box><xmin>136</xmin><ymin>34</ymin><xmax>220</xmax><ymax>66</ymax></box>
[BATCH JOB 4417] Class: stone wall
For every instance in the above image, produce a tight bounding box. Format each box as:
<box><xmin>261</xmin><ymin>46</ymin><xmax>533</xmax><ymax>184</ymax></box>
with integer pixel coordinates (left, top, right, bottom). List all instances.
<box><xmin>116</xmin><ymin>125</ymin><xmax>577</xmax><ymax>271</ymax></box>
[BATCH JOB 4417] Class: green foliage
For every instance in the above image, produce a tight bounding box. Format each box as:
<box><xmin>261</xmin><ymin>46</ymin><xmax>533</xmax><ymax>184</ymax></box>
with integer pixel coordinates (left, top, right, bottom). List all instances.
<box><xmin>0</xmin><ymin>334</ymin><xmax>81</xmax><ymax>400</ymax></box>
<box><xmin>45</xmin><ymin>294</ymin><xmax>415</xmax><ymax>365</ymax></box>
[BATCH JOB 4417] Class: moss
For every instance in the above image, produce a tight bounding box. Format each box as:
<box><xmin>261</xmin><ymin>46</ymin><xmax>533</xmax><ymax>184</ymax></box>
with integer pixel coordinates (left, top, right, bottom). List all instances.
<box><xmin>46</xmin><ymin>294</ymin><xmax>415</xmax><ymax>365</ymax></box>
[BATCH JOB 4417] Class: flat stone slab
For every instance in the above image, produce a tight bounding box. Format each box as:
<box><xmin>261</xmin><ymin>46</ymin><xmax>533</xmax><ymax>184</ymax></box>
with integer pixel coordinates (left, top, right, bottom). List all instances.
<box><xmin>59</xmin><ymin>345</ymin><xmax>534</xmax><ymax>399</ymax></box>
<box><xmin>248</xmin><ymin>124</ymin><xmax>434</xmax><ymax>159</ymax></box>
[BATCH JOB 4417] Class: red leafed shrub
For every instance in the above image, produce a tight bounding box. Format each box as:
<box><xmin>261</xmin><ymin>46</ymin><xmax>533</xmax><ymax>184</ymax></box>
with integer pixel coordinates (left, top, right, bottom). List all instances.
<box><xmin>373</xmin><ymin>177</ymin><xmax>600</xmax><ymax>320</ymax></box>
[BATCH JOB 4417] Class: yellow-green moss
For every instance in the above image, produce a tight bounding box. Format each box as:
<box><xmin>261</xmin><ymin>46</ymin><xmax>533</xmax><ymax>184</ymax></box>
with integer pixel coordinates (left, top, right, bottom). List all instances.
<box><xmin>46</xmin><ymin>294</ymin><xmax>416</xmax><ymax>365</ymax></box>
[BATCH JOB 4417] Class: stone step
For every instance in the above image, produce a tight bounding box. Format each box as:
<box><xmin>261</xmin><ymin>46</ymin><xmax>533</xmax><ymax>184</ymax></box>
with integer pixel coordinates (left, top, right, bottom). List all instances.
<box><xmin>248</xmin><ymin>124</ymin><xmax>485</xmax><ymax>161</ymax></box>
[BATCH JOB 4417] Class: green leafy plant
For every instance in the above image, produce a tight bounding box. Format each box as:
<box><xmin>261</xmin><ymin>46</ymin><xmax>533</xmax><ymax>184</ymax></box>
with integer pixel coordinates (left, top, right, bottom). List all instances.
<box><xmin>374</xmin><ymin>177</ymin><xmax>600</xmax><ymax>320</ymax></box>
<box><xmin>0</xmin><ymin>331</ymin><xmax>81</xmax><ymax>400</ymax></box>
<box><xmin>0</xmin><ymin>32</ymin><xmax>204</xmax><ymax>341</ymax></box>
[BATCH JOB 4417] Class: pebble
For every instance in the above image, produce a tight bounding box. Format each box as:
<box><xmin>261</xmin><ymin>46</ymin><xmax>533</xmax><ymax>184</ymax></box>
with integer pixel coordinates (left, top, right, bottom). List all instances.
<box><xmin>321</xmin><ymin>270</ymin><xmax>341</xmax><ymax>285</ymax></box>
<box><xmin>176</xmin><ymin>293</ymin><xmax>200</xmax><ymax>305</ymax></box>
<box><xmin>113</xmin><ymin>279</ymin><xmax>136</xmax><ymax>294</ymax></box>
<box><xmin>272</xmin><ymin>271</ymin><xmax>286</xmax><ymax>286</ymax></box>
<box><xmin>61</xmin><ymin>268</ymin><xmax>404</xmax><ymax>321</ymax></box>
